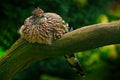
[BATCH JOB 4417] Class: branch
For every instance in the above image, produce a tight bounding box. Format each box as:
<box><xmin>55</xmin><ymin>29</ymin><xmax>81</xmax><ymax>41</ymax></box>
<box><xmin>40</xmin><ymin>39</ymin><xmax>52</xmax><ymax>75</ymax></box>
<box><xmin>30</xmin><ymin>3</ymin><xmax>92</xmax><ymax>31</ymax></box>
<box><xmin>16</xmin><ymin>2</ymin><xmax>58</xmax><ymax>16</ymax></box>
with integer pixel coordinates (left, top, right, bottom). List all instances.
<box><xmin>0</xmin><ymin>21</ymin><xmax>120</xmax><ymax>80</ymax></box>
<box><xmin>53</xmin><ymin>21</ymin><xmax>120</xmax><ymax>54</ymax></box>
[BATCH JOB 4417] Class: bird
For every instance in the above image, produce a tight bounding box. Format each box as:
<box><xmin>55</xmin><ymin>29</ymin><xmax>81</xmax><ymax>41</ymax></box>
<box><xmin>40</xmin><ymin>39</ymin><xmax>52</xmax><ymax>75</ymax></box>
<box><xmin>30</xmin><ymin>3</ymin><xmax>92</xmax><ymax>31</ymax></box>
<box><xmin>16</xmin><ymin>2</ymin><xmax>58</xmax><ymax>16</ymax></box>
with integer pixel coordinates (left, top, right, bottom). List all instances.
<box><xmin>19</xmin><ymin>7</ymin><xmax>85</xmax><ymax>76</ymax></box>
<box><xmin>19</xmin><ymin>7</ymin><xmax>68</xmax><ymax>44</ymax></box>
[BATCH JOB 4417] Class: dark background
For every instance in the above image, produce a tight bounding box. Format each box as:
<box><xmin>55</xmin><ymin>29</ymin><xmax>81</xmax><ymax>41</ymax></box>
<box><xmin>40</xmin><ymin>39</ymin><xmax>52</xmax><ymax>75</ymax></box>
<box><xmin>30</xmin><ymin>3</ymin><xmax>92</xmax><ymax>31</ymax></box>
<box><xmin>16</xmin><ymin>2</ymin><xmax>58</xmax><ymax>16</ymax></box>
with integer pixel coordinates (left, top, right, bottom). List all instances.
<box><xmin>0</xmin><ymin>0</ymin><xmax>120</xmax><ymax>80</ymax></box>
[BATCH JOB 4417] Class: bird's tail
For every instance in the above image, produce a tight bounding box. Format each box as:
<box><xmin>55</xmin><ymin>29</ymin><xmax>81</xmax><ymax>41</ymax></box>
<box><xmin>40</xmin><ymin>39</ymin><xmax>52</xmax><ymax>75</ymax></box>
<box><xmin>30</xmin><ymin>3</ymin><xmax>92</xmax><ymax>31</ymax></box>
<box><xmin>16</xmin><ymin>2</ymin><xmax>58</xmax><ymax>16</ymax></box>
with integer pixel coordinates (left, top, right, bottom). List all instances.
<box><xmin>65</xmin><ymin>53</ymin><xmax>85</xmax><ymax>77</ymax></box>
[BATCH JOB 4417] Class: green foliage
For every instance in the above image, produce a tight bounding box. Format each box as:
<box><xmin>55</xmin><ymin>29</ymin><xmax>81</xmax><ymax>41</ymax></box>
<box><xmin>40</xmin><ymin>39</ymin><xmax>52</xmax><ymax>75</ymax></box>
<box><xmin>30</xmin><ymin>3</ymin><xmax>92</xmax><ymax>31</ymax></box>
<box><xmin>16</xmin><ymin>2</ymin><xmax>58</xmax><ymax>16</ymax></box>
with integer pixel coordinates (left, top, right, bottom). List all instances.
<box><xmin>14</xmin><ymin>56</ymin><xmax>81</xmax><ymax>80</ymax></box>
<box><xmin>1</xmin><ymin>0</ymin><xmax>120</xmax><ymax>80</ymax></box>
<box><xmin>0</xmin><ymin>46</ymin><xmax>4</xmax><ymax>57</ymax></box>
<box><xmin>40</xmin><ymin>74</ymin><xmax>66</xmax><ymax>80</ymax></box>
<box><xmin>76</xmin><ymin>47</ymin><xmax>120</xmax><ymax>80</ymax></box>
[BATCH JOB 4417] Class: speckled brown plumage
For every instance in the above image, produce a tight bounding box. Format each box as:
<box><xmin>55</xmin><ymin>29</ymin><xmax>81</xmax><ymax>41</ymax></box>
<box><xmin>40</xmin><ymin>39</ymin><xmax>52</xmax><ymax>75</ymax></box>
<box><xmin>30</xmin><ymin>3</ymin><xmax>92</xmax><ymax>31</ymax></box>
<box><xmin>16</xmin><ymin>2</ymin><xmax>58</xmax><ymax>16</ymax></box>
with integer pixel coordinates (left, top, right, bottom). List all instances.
<box><xmin>19</xmin><ymin>7</ymin><xmax>68</xmax><ymax>44</ymax></box>
<box><xmin>19</xmin><ymin>7</ymin><xmax>85</xmax><ymax>76</ymax></box>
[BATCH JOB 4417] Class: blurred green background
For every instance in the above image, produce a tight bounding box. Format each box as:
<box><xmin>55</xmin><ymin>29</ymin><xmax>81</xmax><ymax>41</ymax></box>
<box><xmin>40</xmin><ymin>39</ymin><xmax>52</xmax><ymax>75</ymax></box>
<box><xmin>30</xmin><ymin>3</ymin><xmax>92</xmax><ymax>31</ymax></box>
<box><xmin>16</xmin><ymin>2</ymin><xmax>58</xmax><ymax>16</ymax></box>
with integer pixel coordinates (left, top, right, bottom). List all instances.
<box><xmin>0</xmin><ymin>0</ymin><xmax>120</xmax><ymax>80</ymax></box>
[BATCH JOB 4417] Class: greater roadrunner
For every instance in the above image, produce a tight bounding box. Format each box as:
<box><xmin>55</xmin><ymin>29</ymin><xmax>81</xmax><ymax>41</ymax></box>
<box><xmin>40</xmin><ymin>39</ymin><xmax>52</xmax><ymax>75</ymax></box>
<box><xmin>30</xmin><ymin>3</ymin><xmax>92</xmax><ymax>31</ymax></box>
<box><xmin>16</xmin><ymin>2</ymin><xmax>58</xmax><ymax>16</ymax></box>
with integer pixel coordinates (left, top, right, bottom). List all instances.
<box><xmin>19</xmin><ymin>7</ymin><xmax>85</xmax><ymax>76</ymax></box>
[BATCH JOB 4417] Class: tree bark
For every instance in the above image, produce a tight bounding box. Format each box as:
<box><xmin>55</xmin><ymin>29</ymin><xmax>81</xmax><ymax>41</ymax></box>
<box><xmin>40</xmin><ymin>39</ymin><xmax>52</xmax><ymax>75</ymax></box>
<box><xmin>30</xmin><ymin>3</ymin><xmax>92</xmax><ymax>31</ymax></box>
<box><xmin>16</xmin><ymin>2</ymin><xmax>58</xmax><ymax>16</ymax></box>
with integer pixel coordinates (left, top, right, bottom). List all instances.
<box><xmin>0</xmin><ymin>21</ymin><xmax>120</xmax><ymax>80</ymax></box>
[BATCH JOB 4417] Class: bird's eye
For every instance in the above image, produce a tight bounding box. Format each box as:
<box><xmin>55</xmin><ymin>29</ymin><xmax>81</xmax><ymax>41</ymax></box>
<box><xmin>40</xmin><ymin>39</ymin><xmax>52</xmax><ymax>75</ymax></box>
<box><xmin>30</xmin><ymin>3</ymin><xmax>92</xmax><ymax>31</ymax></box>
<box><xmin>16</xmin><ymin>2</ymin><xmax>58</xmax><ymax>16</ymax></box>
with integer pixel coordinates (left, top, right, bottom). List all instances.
<box><xmin>40</xmin><ymin>17</ymin><xmax>47</xmax><ymax>23</ymax></box>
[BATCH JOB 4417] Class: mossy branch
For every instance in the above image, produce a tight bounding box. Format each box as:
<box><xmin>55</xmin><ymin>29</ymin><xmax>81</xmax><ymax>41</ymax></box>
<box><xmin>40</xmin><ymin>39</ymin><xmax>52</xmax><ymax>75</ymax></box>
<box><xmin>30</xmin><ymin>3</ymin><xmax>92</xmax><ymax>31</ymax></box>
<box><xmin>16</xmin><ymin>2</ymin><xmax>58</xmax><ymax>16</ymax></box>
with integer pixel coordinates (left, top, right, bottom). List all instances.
<box><xmin>0</xmin><ymin>21</ymin><xmax>120</xmax><ymax>80</ymax></box>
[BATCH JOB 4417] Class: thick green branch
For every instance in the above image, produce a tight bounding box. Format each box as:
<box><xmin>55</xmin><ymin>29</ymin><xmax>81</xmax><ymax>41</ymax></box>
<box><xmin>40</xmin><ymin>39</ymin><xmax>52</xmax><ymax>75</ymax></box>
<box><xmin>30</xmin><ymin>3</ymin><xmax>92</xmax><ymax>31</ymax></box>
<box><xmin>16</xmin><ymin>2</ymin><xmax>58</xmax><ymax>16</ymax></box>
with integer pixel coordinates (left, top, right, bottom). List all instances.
<box><xmin>0</xmin><ymin>21</ymin><xmax>120</xmax><ymax>80</ymax></box>
<box><xmin>53</xmin><ymin>21</ymin><xmax>120</xmax><ymax>54</ymax></box>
